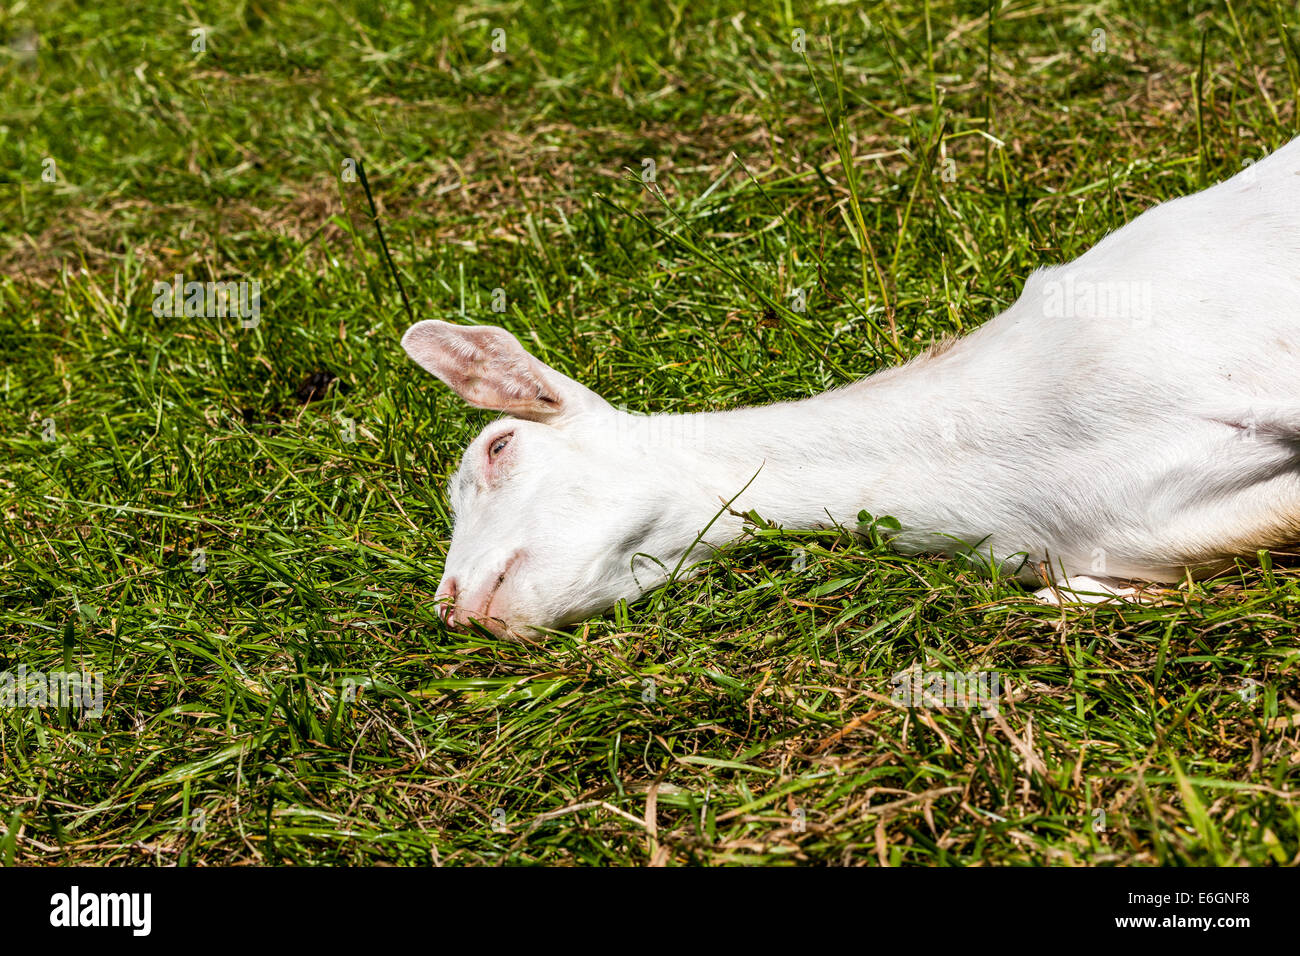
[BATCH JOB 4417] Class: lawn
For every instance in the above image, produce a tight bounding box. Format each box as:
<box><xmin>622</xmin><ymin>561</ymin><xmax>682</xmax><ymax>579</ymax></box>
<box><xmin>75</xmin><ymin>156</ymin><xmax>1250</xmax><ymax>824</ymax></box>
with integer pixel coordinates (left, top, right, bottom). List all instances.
<box><xmin>1</xmin><ymin>0</ymin><xmax>1298</xmax><ymax>866</ymax></box>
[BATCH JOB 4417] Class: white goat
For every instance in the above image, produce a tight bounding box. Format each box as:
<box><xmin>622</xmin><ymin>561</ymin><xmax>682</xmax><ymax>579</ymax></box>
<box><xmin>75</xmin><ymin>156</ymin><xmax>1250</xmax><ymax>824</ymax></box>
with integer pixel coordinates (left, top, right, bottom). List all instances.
<box><xmin>403</xmin><ymin>136</ymin><xmax>1300</xmax><ymax>636</ymax></box>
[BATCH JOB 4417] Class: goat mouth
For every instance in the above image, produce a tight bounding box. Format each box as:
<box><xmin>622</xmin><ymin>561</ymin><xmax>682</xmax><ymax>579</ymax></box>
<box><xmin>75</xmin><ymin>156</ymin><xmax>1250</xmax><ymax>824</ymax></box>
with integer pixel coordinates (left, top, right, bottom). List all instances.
<box><xmin>481</xmin><ymin>572</ymin><xmax>508</xmax><ymax>619</ymax></box>
<box><xmin>465</xmin><ymin>613</ymin><xmax>511</xmax><ymax>638</ymax></box>
<box><xmin>443</xmin><ymin>549</ymin><xmax>526</xmax><ymax>634</ymax></box>
<box><xmin>482</xmin><ymin>549</ymin><xmax>525</xmax><ymax>619</ymax></box>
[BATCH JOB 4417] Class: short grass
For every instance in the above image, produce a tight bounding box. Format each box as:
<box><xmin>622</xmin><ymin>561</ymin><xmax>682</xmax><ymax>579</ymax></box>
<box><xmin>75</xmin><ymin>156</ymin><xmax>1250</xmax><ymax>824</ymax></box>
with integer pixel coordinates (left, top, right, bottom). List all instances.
<box><xmin>2</xmin><ymin>0</ymin><xmax>1299</xmax><ymax>866</ymax></box>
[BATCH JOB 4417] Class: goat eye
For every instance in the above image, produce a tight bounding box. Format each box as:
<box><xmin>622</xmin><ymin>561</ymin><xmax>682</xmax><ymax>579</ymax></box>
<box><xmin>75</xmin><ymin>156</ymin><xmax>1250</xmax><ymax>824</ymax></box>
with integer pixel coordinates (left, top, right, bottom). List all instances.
<box><xmin>488</xmin><ymin>433</ymin><xmax>512</xmax><ymax>459</ymax></box>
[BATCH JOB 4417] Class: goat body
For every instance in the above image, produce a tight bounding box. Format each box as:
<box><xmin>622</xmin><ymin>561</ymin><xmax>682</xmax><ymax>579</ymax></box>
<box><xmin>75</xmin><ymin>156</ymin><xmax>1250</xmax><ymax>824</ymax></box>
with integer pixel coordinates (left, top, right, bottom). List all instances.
<box><xmin>404</xmin><ymin>138</ymin><xmax>1300</xmax><ymax>633</ymax></box>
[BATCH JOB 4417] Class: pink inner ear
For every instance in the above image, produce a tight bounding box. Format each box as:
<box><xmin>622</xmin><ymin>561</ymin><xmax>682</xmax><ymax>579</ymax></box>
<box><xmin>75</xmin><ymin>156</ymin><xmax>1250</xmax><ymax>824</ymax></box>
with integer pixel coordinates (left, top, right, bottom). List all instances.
<box><xmin>403</xmin><ymin>321</ymin><xmax>565</xmax><ymax>419</ymax></box>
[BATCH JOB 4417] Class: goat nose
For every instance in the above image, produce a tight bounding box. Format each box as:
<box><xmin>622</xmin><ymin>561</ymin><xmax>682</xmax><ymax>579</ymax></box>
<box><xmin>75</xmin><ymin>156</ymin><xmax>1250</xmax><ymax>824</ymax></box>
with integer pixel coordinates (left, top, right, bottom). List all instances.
<box><xmin>436</xmin><ymin>577</ymin><xmax>459</xmax><ymax>626</ymax></box>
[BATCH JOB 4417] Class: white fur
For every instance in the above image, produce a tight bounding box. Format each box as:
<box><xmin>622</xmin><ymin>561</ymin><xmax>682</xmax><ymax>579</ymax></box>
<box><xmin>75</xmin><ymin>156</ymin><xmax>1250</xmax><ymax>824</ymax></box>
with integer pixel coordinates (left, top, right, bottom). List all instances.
<box><xmin>403</xmin><ymin>136</ymin><xmax>1300</xmax><ymax>635</ymax></box>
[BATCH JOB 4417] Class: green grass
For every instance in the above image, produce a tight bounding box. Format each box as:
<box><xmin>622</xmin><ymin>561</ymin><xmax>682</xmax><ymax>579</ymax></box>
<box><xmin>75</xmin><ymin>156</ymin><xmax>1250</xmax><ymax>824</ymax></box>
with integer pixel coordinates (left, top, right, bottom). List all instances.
<box><xmin>2</xmin><ymin>0</ymin><xmax>1299</xmax><ymax>866</ymax></box>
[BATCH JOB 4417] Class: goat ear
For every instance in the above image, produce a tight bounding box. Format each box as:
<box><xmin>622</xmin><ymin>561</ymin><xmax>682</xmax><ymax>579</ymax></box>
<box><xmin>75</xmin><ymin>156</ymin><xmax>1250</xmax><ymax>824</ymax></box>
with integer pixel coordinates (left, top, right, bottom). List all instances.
<box><xmin>401</xmin><ymin>320</ymin><xmax>607</xmax><ymax>422</ymax></box>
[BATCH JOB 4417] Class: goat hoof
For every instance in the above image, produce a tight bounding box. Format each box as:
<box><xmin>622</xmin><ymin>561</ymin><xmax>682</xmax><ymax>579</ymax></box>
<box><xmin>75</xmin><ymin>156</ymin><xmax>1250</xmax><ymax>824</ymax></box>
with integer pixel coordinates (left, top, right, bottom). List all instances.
<box><xmin>1033</xmin><ymin>575</ymin><xmax>1150</xmax><ymax>605</ymax></box>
